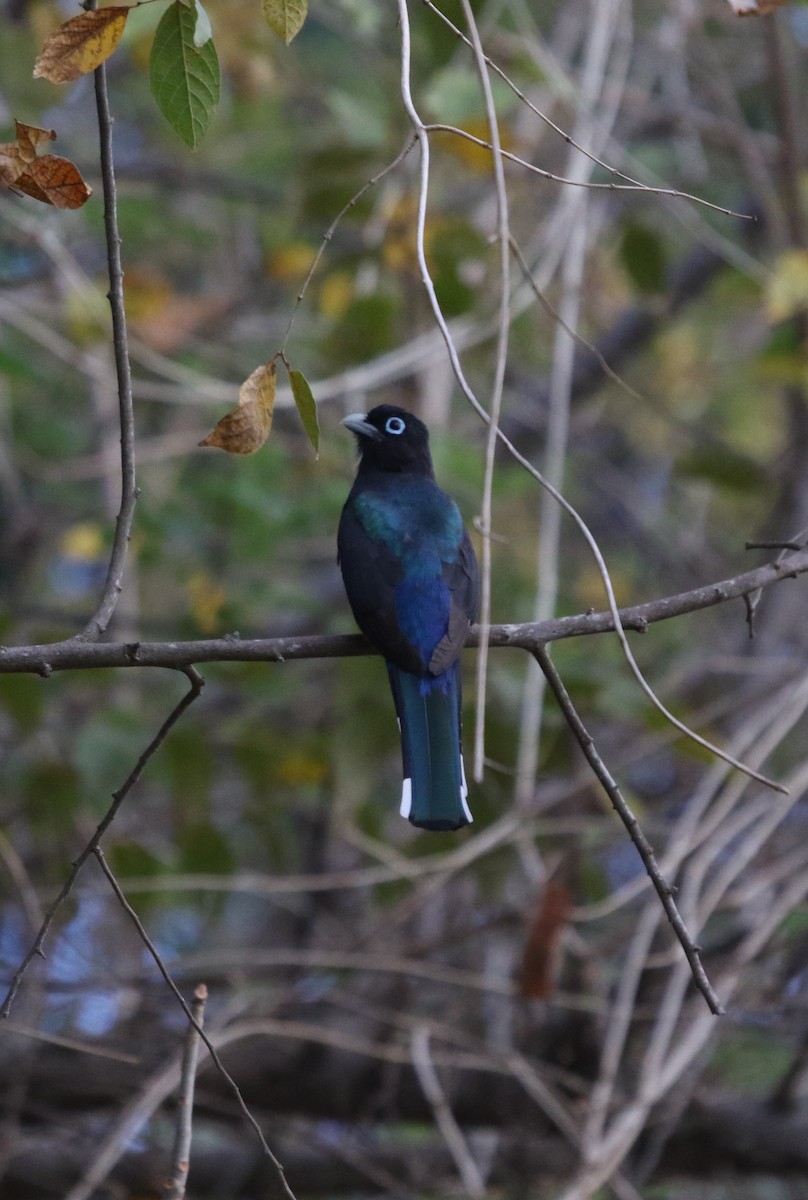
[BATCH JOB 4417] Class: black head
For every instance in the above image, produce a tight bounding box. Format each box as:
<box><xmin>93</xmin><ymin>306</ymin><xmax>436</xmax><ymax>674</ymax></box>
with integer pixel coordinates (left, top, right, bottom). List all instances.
<box><xmin>342</xmin><ymin>405</ymin><xmax>434</xmax><ymax>477</ymax></box>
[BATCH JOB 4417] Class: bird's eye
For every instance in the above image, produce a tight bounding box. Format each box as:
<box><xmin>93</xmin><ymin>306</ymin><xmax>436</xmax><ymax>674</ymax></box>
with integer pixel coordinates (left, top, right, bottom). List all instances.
<box><xmin>385</xmin><ymin>416</ymin><xmax>406</xmax><ymax>436</ymax></box>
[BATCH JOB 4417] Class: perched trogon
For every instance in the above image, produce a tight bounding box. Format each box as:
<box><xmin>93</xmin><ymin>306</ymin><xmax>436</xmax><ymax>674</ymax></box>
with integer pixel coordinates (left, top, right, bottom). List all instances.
<box><xmin>338</xmin><ymin>405</ymin><xmax>479</xmax><ymax>831</ymax></box>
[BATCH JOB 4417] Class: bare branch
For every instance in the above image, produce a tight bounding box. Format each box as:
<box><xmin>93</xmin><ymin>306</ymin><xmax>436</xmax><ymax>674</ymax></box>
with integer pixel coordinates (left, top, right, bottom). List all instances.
<box><xmin>533</xmin><ymin>645</ymin><xmax>725</xmax><ymax>1014</ymax></box>
<box><xmin>0</xmin><ymin>548</ymin><xmax>804</xmax><ymax>676</ymax></box>
<box><xmin>165</xmin><ymin>983</ymin><xmax>208</xmax><ymax>1200</ymax></box>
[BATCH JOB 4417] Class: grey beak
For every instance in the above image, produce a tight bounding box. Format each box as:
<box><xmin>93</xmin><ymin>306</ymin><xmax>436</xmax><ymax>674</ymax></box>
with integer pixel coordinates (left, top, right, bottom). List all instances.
<box><xmin>341</xmin><ymin>413</ymin><xmax>382</xmax><ymax>441</ymax></box>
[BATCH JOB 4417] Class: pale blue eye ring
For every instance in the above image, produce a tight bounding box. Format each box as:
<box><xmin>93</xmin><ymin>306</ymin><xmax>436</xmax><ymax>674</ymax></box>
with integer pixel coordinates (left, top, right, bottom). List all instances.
<box><xmin>385</xmin><ymin>416</ymin><xmax>406</xmax><ymax>435</ymax></box>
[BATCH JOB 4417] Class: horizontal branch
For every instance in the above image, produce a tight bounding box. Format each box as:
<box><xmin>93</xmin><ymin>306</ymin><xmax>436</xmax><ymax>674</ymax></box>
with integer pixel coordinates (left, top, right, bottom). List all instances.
<box><xmin>0</xmin><ymin>549</ymin><xmax>805</xmax><ymax>676</ymax></box>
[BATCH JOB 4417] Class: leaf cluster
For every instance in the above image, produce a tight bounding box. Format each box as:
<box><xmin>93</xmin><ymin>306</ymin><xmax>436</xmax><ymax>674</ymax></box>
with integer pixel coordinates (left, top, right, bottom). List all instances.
<box><xmin>32</xmin><ymin>0</ymin><xmax>308</xmax><ymax>148</ymax></box>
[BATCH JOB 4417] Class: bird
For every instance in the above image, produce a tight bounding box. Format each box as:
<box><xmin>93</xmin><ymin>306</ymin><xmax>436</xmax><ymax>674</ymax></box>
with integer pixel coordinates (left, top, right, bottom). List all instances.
<box><xmin>338</xmin><ymin>404</ymin><xmax>479</xmax><ymax>831</ymax></box>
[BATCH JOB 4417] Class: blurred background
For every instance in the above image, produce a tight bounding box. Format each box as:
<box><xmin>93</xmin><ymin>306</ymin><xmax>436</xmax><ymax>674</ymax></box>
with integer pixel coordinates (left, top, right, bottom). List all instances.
<box><xmin>3</xmin><ymin>0</ymin><xmax>808</xmax><ymax>1196</ymax></box>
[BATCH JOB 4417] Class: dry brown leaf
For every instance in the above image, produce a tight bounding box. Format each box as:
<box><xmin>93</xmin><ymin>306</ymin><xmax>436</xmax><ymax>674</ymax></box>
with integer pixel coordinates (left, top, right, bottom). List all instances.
<box><xmin>0</xmin><ymin>121</ymin><xmax>54</xmax><ymax>187</ymax></box>
<box><xmin>16</xmin><ymin>155</ymin><xmax>92</xmax><ymax>209</ymax></box>
<box><xmin>518</xmin><ymin>881</ymin><xmax>571</xmax><ymax>1000</ymax></box>
<box><xmin>14</xmin><ymin>121</ymin><xmax>56</xmax><ymax>158</ymax></box>
<box><xmin>0</xmin><ymin>121</ymin><xmax>91</xmax><ymax>208</ymax></box>
<box><xmin>34</xmin><ymin>7</ymin><xmax>129</xmax><ymax>83</ymax></box>
<box><xmin>199</xmin><ymin>361</ymin><xmax>276</xmax><ymax>454</ymax></box>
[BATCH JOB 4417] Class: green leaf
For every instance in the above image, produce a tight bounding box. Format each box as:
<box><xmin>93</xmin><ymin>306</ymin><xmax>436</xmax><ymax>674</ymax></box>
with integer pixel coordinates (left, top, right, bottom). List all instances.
<box><xmin>149</xmin><ymin>0</ymin><xmax>220</xmax><ymax>149</ymax></box>
<box><xmin>0</xmin><ymin>344</ymin><xmax>37</xmax><ymax>380</ymax></box>
<box><xmin>429</xmin><ymin>218</ymin><xmax>487</xmax><ymax>317</ymax></box>
<box><xmin>26</xmin><ymin>760</ymin><xmax>81</xmax><ymax>837</ymax></box>
<box><xmin>179</xmin><ymin>822</ymin><xmax>234</xmax><ymax>874</ymax></box>
<box><xmin>163</xmin><ymin>724</ymin><xmax>213</xmax><ymax>820</ymax></box>
<box><xmin>289</xmin><ymin>368</ymin><xmax>319</xmax><ymax>456</ymax></box>
<box><xmin>108</xmin><ymin>840</ymin><xmax>166</xmax><ymax>879</ymax></box>
<box><xmin>619</xmin><ymin>222</ymin><xmax>667</xmax><ymax>294</ymax></box>
<box><xmin>263</xmin><ymin>0</ymin><xmax>307</xmax><ymax>44</ymax></box>
<box><xmin>325</xmin><ymin>293</ymin><xmax>396</xmax><ymax>368</ymax></box>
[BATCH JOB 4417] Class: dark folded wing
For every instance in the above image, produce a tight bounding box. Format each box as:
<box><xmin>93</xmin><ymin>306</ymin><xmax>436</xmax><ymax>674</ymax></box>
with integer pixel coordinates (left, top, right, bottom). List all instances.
<box><xmin>428</xmin><ymin>531</ymin><xmax>479</xmax><ymax>675</ymax></box>
<box><xmin>338</xmin><ymin>500</ymin><xmax>426</xmax><ymax>674</ymax></box>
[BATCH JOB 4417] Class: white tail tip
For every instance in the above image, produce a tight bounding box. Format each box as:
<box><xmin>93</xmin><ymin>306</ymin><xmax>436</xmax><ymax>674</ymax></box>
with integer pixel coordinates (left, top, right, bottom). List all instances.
<box><xmin>400</xmin><ymin>777</ymin><xmax>412</xmax><ymax>819</ymax></box>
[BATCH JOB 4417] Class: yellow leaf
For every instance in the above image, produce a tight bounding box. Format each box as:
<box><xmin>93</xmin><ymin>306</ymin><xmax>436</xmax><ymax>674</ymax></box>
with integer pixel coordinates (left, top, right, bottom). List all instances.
<box><xmin>199</xmin><ymin>360</ymin><xmax>276</xmax><ymax>454</ymax></box>
<box><xmin>318</xmin><ymin>271</ymin><xmax>354</xmax><ymax>319</ymax></box>
<box><xmin>187</xmin><ymin>571</ymin><xmax>226</xmax><ymax>633</ymax></box>
<box><xmin>262</xmin><ymin>0</ymin><xmax>307</xmax><ymax>44</ymax></box>
<box><xmin>765</xmin><ymin>250</ymin><xmax>808</xmax><ymax>323</ymax></box>
<box><xmin>277</xmin><ymin>752</ymin><xmax>327</xmax><ymax>787</ymax></box>
<box><xmin>124</xmin><ymin>269</ymin><xmax>174</xmax><ymax>322</ymax></box>
<box><xmin>265</xmin><ymin>242</ymin><xmax>316</xmax><ymax>282</ymax></box>
<box><xmin>33</xmin><ymin>7</ymin><xmax>129</xmax><ymax>84</ymax></box>
<box><xmin>60</xmin><ymin>521</ymin><xmax>105</xmax><ymax>560</ymax></box>
<box><xmin>64</xmin><ymin>283</ymin><xmax>109</xmax><ymax>346</ymax></box>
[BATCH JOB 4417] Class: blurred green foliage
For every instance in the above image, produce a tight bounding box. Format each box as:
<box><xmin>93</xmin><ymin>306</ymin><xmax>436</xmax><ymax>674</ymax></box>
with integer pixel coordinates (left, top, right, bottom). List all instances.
<box><xmin>1</xmin><ymin>1</ymin><xmax>807</xmax><ymax>1194</ymax></box>
<box><xmin>0</xmin><ymin>0</ymin><xmax>795</xmax><ymax>929</ymax></box>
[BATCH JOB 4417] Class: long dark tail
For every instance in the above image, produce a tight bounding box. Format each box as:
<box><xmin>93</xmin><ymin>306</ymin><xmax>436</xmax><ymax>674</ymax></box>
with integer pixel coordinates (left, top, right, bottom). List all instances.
<box><xmin>386</xmin><ymin>661</ymin><xmax>472</xmax><ymax>831</ymax></box>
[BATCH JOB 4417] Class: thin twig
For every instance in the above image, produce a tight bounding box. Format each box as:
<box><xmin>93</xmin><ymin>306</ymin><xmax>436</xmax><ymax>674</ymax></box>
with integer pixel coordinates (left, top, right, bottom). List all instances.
<box><xmin>162</xmin><ymin>984</ymin><xmax>206</xmax><ymax>1200</ymax></box>
<box><xmin>533</xmin><ymin>644</ymin><xmax>724</xmax><ymax>1013</ymax></box>
<box><xmin>514</xmin><ymin>0</ymin><xmax>625</xmax><ymax>804</ymax></box>
<box><xmin>281</xmin><ymin>137</ymin><xmax>417</xmax><ymax>354</ymax></box>
<box><xmin>164</xmin><ymin>983</ymin><xmax>208</xmax><ymax>1200</ymax></box>
<box><xmin>0</xmin><ymin>667</ymin><xmax>204</xmax><ymax>1016</ymax></box>
<box><xmin>411</xmin><ymin>1025</ymin><xmax>486</xmax><ymax>1197</ymax></box>
<box><xmin>747</xmin><ymin>539</ymin><xmax>805</xmax><ymax>551</ymax></box>
<box><xmin>455</xmin><ymin>0</ymin><xmax>511</xmax><ymax>788</ymax></box>
<box><xmin>78</xmin><ymin>4</ymin><xmax>138</xmax><ymax>642</ymax></box>
<box><xmin>425</xmin><ymin>124</ymin><xmax>752</xmax><ymax>217</ymax></box>
<box><xmin>60</xmin><ymin>1006</ymin><xmax>312</xmax><ymax>1200</ymax></box>
<box><xmin>93</xmin><ymin>847</ymin><xmax>298</xmax><ymax>1200</ymax></box>
<box><xmin>583</xmin><ymin>906</ymin><xmax>662</xmax><ymax>1148</ymax></box>
<box><xmin>509</xmin><ymin>235</ymin><xmax>653</xmax><ymax>411</ymax></box>
<box><xmin>420</xmin><ymin>0</ymin><xmax>754</xmax><ymax>220</ymax></box>
<box><xmin>764</xmin><ymin>9</ymin><xmax>806</xmax><ymax>249</ymax></box>
<box><xmin>576</xmin><ymin>679</ymin><xmax>805</xmax><ymax>925</ymax></box>
<box><xmin>63</xmin><ymin>1036</ymin><xmax>194</xmax><ymax>1200</ymax></box>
